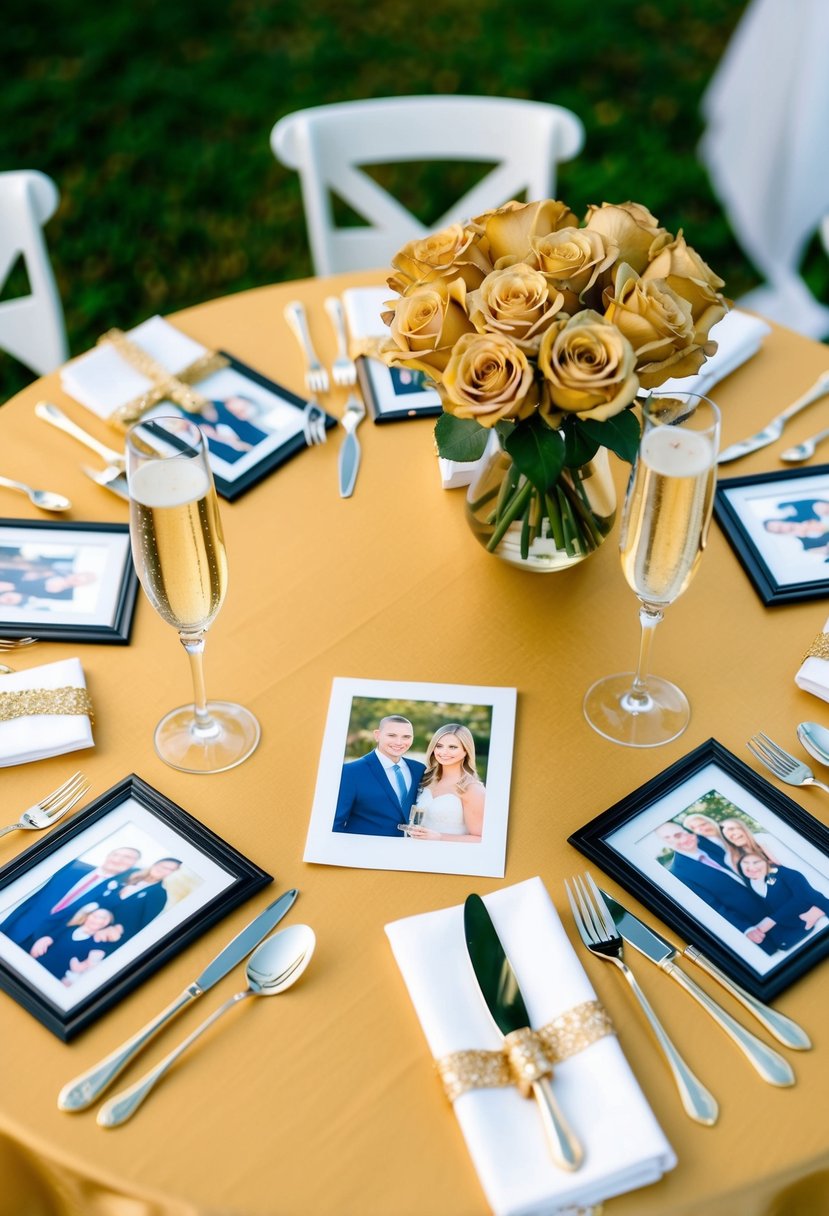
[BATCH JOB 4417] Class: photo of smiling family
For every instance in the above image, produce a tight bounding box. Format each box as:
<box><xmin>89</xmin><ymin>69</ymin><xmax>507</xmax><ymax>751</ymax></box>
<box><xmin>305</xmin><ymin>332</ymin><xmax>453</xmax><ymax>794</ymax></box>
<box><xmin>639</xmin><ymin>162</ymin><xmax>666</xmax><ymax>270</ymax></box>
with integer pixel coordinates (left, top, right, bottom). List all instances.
<box><xmin>304</xmin><ymin>678</ymin><xmax>516</xmax><ymax>877</ymax></box>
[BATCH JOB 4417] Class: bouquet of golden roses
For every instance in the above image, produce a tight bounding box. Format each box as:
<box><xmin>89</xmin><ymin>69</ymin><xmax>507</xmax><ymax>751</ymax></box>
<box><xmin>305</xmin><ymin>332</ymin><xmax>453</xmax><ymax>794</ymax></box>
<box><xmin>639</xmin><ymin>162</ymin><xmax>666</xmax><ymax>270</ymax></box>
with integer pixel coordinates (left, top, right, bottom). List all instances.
<box><xmin>379</xmin><ymin>199</ymin><xmax>728</xmax><ymax>563</ymax></box>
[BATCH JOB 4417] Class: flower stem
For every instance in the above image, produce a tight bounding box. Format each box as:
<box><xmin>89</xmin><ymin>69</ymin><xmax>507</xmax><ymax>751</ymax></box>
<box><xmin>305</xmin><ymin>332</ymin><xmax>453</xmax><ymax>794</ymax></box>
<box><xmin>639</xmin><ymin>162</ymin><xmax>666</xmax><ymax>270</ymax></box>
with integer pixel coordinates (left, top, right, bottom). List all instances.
<box><xmin>487</xmin><ymin>477</ymin><xmax>533</xmax><ymax>552</ymax></box>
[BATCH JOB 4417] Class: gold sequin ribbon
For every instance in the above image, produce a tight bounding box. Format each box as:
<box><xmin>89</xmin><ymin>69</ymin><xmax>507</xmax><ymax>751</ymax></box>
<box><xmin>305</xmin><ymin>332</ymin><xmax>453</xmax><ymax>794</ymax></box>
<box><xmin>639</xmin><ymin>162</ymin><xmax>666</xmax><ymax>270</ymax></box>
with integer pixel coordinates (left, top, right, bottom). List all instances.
<box><xmin>0</xmin><ymin>686</ymin><xmax>94</xmax><ymax>724</ymax></box>
<box><xmin>99</xmin><ymin>328</ymin><xmax>229</xmax><ymax>429</ymax></box>
<box><xmin>436</xmin><ymin>999</ymin><xmax>614</xmax><ymax>1103</ymax></box>
<box><xmin>804</xmin><ymin>631</ymin><xmax>829</xmax><ymax>662</ymax></box>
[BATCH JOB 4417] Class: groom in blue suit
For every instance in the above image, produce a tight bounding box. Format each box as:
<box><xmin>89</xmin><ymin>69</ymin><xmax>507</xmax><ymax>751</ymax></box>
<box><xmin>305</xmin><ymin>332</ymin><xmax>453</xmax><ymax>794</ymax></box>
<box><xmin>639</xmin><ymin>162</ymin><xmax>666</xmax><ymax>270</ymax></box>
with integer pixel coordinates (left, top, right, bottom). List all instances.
<box><xmin>333</xmin><ymin>716</ymin><xmax>426</xmax><ymax>837</ymax></box>
<box><xmin>655</xmin><ymin>821</ymin><xmax>765</xmax><ymax>931</ymax></box>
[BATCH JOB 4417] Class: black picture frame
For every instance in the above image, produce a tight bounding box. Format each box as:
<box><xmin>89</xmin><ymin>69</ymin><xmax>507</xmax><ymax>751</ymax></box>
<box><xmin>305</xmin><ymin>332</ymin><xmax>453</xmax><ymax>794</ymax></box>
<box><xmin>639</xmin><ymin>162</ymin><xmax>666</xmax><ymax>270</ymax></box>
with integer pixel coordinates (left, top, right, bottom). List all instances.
<box><xmin>0</xmin><ymin>774</ymin><xmax>271</xmax><ymax>1039</ymax></box>
<box><xmin>0</xmin><ymin>519</ymin><xmax>138</xmax><ymax>643</ymax></box>
<box><xmin>714</xmin><ymin>464</ymin><xmax>829</xmax><ymax>605</ymax></box>
<box><xmin>149</xmin><ymin>352</ymin><xmax>336</xmax><ymax>501</ymax></box>
<box><xmin>355</xmin><ymin>356</ymin><xmax>442</xmax><ymax>424</ymax></box>
<box><xmin>568</xmin><ymin>738</ymin><xmax>829</xmax><ymax>999</ymax></box>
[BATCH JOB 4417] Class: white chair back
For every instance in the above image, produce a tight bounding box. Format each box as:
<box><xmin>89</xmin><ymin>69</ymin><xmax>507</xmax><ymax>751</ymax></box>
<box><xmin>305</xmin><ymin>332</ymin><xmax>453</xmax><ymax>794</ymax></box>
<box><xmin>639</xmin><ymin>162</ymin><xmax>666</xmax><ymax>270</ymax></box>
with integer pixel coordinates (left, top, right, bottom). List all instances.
<box><xmin>0</xmin><ymin>170</ymin><xmax>68</xmax><ymax>376</ymax></box>
<box><xmin>271</xmin><ymin>96</ymin><xmax>585</xmax><ymax>275</ymax></box>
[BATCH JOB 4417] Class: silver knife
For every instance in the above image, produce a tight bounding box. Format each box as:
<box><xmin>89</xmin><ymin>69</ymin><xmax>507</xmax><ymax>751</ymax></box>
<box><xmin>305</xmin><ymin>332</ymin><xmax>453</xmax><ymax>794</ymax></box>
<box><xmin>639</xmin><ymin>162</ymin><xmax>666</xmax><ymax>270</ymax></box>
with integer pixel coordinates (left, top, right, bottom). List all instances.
<box><xmin>338</xmin><ymin>390</ymin><xmax>365</xmax><ymax>498</ymax></box>
<box><xmin>464</xmin><ymin>893</ymin><xmax>583</xmax><ymax>1171</ymax></box>
<box><xmin>717</xmin><ymin>369</ymin><xmax>829</xmax><ymax>464</ymax></box>
<box><xmin>35</xmin><ymin>401</ymin><xmax>126</xmax><ymax>468</ymax></box>
<box><xmin>57</xmin><ymin>887</ymin><xmax>298</xmax><ymax>1111</ymax></box>
<box><xmin>682</xmin><ymin>945</ymin><xmax>811</xmax><ymax>1049</ymax></box>
<box><xmin>600</xmin><ymin>890</ymin><xmax>795</xmax><ymax>1086</ymax></box>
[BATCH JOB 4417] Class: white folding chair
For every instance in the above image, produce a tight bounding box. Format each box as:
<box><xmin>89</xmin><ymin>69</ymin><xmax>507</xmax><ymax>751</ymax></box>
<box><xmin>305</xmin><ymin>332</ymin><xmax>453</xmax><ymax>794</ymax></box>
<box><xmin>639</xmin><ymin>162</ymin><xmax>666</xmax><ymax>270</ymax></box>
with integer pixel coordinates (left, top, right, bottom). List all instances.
<box><xmin>0</xmin><ymin>170</ymin><xmax>69</xmax><ymax>376</ymax></box>
<box><xmin>271</xmin><ymin>96</ymin><xmax>585</xmax><ymax>276</ymax></box>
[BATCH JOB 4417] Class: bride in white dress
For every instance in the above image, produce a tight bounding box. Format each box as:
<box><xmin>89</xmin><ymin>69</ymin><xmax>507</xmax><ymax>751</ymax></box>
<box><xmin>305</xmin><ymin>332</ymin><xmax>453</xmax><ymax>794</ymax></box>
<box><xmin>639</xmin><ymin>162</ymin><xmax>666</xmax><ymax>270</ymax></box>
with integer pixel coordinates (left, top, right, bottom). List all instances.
<box><xmin>406</xmin><ymin>724</ymin><xmax>485</xmax><ymax>844</ymax></box>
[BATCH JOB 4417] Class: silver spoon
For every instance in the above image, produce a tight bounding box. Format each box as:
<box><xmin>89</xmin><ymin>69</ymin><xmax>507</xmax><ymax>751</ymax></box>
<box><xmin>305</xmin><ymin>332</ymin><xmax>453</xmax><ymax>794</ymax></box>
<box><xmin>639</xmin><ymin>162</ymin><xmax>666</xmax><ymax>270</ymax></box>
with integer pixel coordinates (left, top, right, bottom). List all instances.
<box><xmin>796</xmin><ymin>721</ymin><xmax>829</xmax><ymax>768</ymax></box>
<box><xmin>0</xmin><ymin>474</ymin><xmax>71</xmax><ymax>513</ymax></box>
<box><xmin>780</xmin><ymin>426</ymin><xmax>829</xmax><ymax>463</ymax></box>
<box><xmin>97</xmin><ymin>924</ymin><xmax>316</xmax><ymax>1127</ymax></box>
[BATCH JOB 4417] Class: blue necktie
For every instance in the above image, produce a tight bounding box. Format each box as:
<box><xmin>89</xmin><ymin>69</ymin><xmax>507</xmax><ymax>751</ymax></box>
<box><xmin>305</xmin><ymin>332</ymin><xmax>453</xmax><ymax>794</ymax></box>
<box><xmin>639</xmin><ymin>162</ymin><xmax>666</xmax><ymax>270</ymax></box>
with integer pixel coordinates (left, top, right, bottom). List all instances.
<box><xmin>392</xmin><ymin>763</ymin><xmax>408</xmax><ymax>805</ymax></box>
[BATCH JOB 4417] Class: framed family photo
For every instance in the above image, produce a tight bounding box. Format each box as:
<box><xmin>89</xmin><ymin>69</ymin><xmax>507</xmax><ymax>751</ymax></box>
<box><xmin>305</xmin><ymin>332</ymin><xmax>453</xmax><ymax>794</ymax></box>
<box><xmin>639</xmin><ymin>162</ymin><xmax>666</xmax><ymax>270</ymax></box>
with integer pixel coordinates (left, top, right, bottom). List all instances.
<box><xmin>0</xmin><ymin>519</ymin><xmax>138</xmax><ymax>643</ymax></box>
<box><xmin>714</xmin><ymin>465</ymin><xmax>829</xmax><ymax>604</ymax></box>
<box><xmin>0</xmin><ymin>774</ymin><xmax>271</xmax><ymax>1039</ymax></box>
<box><xmin>304</xmin><ymin>677</ymin><xmax>517</xmax><ymax>878</ymax></box>
<box><xmin>569</xmin><ymin>739</ymin><xmax>829</xmax><ymax>999</ymax></box>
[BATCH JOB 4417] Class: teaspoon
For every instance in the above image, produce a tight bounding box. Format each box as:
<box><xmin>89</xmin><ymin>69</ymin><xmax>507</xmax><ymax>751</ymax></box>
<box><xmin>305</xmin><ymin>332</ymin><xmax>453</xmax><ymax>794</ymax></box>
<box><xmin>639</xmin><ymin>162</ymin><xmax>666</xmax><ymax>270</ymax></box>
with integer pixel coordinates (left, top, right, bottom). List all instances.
<box><xmin>0</xmin><ymin>474</ymin><xmax>71</xmax><ymax>513</ymax></box>
<box><xmin>796</xmin><ymin>721</ymin><xmax>829</xmax><ymax>768</ymax></box>
<box><xmin>780</xmin><ymin>426</ymin><xmax>829</xmax><ymax>463</ymax></box>
<box><xmin>97</xmin><ymin>924</ymin><xmax>316</xmax><ymax>1127</ymax></box>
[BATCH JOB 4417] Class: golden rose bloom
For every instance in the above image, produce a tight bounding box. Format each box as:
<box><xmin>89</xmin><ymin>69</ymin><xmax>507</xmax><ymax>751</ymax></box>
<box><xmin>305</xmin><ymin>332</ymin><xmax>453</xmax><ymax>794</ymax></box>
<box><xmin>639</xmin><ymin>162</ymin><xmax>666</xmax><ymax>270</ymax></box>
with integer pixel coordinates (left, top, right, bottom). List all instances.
<box><xmin>387</xmin><ymin>223</ymin><xmax>492</xmax><ymax>294</ymax></box>
<box><xmin>467</xmin><ymin>263</ymin><xmax>565</xmax><ymax>351</ymax></box>
<box><xmin>643</xmin><ymin>231</ymin><xmax>728</xmax><ymax>344</ymax></box>
<box><xmin>584</xmin><ymin>202</ymin><xmax>668</xmax><ymax>275</ymax></box>
<box><xmin>442</xmin><ymin>331</ymin><xmax>537</xmax><ymax>426</ymax></box>
<box><xmin>530</xmin><ymin>227</ymin><xmax>618</xmax><ymax>304</ymax></box>
<box><xmin>538</xmin><ymin>310</ymin><xmax>639</xmax><ymax>420</ymax></box>
<box><xmin>470</xmin><ymin>199</ymin><xmax>578</xmax><ymax>266</ymax></box>
<box><xmin>380</xmin><ymin>278</ymin><xmax>476</xmax><ymax>376</ymax></box>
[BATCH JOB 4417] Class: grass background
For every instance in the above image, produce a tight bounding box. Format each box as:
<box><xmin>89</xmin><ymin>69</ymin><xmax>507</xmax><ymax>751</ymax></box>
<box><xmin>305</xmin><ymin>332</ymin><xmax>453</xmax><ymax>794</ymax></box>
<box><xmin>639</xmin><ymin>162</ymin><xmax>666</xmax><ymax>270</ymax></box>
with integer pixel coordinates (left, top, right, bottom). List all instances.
<box><xmin>2</xmin><ymin>0</ymin><xmax>827</xmax><ymax>402</ymax></box>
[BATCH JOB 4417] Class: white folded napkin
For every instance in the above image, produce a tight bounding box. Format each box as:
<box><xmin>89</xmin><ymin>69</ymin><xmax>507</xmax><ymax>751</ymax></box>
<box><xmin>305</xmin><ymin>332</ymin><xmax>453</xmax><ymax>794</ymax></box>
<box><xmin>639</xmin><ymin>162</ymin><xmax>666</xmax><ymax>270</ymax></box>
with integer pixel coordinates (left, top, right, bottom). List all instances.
<box><xmin>656</xmin><ymin>308</ymin><xmax>771</xmax><ymax>398</ymax></box>
<box><xmin>795</xmin><ymin>613</ymin><xmax>829</xmax><ymax>702</ymax></box>
<box><xmin>386</xmin><ymin>877</ymin><xmax>675</xmax><ymax>1216</ymax></box>
<box><xmin>0</xmin><ymin>658</ymin><xmax>94</xmax><ymax>767</ymax></box>
<box><xmin>61</xmin><ymin>315</ymin><xmax>209</xmax><ymax>421</ymax></box>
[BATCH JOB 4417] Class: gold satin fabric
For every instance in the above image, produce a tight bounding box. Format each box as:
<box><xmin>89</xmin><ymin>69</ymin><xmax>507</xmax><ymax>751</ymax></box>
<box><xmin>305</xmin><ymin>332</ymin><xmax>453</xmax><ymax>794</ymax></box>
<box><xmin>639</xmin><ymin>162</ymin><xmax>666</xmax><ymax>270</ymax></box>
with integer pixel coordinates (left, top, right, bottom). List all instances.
<box><xmin>0</xmin><ymin>269</ymin><xmax>827</xmax><ymax>1215</ymax></box>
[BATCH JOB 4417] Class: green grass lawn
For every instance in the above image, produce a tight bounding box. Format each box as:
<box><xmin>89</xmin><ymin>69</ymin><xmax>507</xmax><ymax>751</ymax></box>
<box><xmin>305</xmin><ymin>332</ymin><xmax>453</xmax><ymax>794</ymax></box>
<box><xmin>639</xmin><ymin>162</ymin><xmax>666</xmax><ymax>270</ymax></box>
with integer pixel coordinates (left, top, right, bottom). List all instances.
<box><xmin>2</xmin><ymin>0</ymin><xmax>825</xmax><ymax>401</ymax></box>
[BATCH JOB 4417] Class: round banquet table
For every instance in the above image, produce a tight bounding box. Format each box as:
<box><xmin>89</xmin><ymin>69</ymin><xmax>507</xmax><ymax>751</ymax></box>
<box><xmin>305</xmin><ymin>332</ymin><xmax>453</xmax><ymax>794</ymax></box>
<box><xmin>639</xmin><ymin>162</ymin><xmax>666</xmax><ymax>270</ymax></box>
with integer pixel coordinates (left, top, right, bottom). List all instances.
<box><xmin>1</xmin><ymin>269</ymin><xmax>828</xmax><ymax>1216</ymax></box>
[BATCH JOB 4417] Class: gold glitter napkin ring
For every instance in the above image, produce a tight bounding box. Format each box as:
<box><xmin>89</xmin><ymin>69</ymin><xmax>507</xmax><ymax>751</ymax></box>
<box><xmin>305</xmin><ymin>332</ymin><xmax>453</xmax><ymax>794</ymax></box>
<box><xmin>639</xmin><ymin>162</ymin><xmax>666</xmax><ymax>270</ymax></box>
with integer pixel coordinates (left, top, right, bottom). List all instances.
<box><xmin>99</xmin><ymin>328</ymin><xmax>229</xmax><ymax>429</ymax></box>
<box><xmin>436</xmin><ymin>999</ymin><xmax>613</xmax><ymax>1103</ymax></box>
<box><xmin>804</xmin><ymin>631</ymin><xmax>829</xmax><ymax>663</ymax></box>
<box><xmin>0</xmin><ymin>687</ymin><xmax>94</xmax><ymax>724</ymax></box>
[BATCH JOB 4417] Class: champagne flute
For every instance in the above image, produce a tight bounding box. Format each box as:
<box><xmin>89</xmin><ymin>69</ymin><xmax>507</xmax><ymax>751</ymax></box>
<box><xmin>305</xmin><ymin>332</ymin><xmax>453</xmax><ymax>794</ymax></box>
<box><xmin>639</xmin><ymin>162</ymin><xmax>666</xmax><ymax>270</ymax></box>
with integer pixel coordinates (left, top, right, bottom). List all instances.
<box><xmin>126</xmin><ymin>417</ymin><xmax>260</xmax><ymax>773</ymax></box>
<box><xmin>397</xmin><ymin>805</ymin><xmax>425</xmax><ymax>836</ymax></box>
<box><xmin>583</xmin><ymin>392</ymin><xmax>720</xmax><ymax>747</ymax></box>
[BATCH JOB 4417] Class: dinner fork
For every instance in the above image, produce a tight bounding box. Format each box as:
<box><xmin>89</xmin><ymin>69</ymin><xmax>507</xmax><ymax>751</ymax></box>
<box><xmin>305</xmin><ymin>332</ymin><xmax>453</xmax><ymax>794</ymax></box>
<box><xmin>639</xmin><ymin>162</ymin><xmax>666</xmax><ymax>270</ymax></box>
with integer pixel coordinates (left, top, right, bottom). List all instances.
<box><xmin>566</xmin><ymin>873</ymin><xmax>719</xmax><ymax>1125</ymax></box>
<box><xmin>0</xmin><ymin>772</ymin><xmax>91</xmax><ymax>839</ymax></box>
<box><xmin>302</xmin><ymin>401</ymin><xmax>328</xmax><ymax>447</ymax></box>
<box><xmin>324</xmin><ymin>296</ymin><xmax>357</xmax><ymax>386</ymax></box>
<box><xmin>747</xmin><ymin>732</ymin><xmax>829</xmax><ymax>793</ymax></box>
<box><xmin>284</xmin><ymin>301</ymin><xmax>329</xmax><ymax>395</ymax></box>
<box><xmin>0</xmin><ymin>638</ymin><xmax>38</xmax><ymax>650</ymax></box>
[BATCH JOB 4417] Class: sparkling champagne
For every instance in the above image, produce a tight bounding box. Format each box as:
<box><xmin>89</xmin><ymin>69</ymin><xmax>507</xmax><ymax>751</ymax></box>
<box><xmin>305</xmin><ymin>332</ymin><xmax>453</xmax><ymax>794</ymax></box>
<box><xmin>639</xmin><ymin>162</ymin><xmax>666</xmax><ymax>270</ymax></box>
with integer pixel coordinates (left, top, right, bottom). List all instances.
<box><xmin>129</xmin><ymin>457</ymin><xmax>228</xmax><ymax>632</ymax></box>
<box><xmin>620</xmin><ymin>425</ymin><xmax>716</xmax><ymax>605</ymax></box>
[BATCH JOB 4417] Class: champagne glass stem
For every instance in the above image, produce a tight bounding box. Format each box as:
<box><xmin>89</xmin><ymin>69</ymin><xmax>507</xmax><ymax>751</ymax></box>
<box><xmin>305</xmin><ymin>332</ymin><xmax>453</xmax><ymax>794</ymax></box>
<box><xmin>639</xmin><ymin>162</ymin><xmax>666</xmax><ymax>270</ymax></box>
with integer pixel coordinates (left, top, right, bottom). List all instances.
<box><xmin>179</xmin><ymin>632</ymin><xmax>220</xmax><ymax>738</ymax></box>
<box><xmin>625</xmin><ymin>604</ymin><xmax>664</xmax><ymax>709</ymax></box>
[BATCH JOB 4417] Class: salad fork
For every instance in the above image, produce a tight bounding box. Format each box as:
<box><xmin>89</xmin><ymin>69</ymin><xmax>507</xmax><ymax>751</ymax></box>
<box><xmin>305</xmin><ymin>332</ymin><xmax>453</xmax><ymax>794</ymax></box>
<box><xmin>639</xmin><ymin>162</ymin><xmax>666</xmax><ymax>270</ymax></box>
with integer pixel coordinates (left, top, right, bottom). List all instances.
<box><xmin>566</xmin><ymin>873</ymin><xmax>718</xmax><ymax>1125</ymax></box>
<box><xmin>284</xmin><ymin>301</ymin><xmax>329</xmax><ymax>394</ymax></box>
<box><xmin>747</xmin><ymin>732</ymin><xmax>829</xmax><ymax>793</ymax></box>
<box><xmin>0</xmin><ymin>772</ymin><xmax>90</xmax><ymax>838</ymax></box>
<box><xmin>0</xmin><ymin>638</ymin><xmax>38</xmax><ymax>650</ymax></box>
<box><xmin>324</xmin><ymin>296</ymin><xmax>357</xmax><ymax>387</ymax></box>
<box><xmin>302</xmin><ymin>401</ymin><xmax>328</xmax><ymax>447</ymax></box>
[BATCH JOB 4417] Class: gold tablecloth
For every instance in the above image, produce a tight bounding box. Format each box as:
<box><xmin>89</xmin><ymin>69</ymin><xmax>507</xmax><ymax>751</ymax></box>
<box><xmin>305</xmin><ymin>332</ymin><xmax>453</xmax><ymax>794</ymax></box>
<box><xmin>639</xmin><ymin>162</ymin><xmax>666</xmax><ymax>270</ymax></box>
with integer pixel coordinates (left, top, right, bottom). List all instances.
<box><xmin>1</xmin><ymin>270</ymin><xmax>828</xmax><ymax>1216</ymax></box>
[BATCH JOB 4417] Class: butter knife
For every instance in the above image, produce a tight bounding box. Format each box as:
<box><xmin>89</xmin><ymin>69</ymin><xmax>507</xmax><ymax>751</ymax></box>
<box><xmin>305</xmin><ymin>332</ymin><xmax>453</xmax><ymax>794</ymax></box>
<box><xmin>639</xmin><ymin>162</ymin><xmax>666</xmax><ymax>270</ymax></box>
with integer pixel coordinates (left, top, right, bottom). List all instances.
<box><xmin>58</xmin><ymin>888</ymin><xmax>298</xmax><ymax>1111</ymax></box>
<box><xmin>717</xmin><ymin>369</ymin><xmax>829</xmax><ymax>464</ymax></box>
<box><xmin>601</xmin><ymin>890</ymin><xmax>795</xmax><ymax>1086</ymax></box>
<box><xmin>338</xmin><ymin>390</ymin><xmax>365</xmax><ymax>498</ymax></box>
<box><xmin>464</xmin><ymin>893</ymin><xmax>583</xmax><ymax>1171</ymax></box>
<box><xmin>682</xmin><ymin>945</ymin><xmax>810</xmax><ymax>1049</ymax></box>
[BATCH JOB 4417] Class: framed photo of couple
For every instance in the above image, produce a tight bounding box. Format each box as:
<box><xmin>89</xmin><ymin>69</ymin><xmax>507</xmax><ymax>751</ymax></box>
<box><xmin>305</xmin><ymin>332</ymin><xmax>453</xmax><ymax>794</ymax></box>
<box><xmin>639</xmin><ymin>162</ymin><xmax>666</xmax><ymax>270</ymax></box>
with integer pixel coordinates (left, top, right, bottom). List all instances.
<box><xmin>714</xmin><ymin>465</ymin><xmax>829</xmax><ymax>604</ymax></box>
<box><xmin>303</xmin><ymin>677</ymin><xmax>517</xmax><ymax>878</ymax></box>
<box><xmin>0</xmin><ymin>774</ymin><xmax>270</xmax><ymax>1039</ymax></box>
<box><xmin>569</xmin><ymin>738</ymin><xmax>829</xmax><ymax>999</ymax></box>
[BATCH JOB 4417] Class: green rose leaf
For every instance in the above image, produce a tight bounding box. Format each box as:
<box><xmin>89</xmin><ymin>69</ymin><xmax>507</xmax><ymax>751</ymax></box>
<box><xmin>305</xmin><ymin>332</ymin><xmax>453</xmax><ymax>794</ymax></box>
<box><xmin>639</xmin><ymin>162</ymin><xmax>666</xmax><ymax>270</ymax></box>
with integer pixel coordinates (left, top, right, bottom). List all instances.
<box><xmin>579</xmin><ymin>407</ymin><xmax>641</xmax><ymax>464</ymax></box>
<box><xmin>562</xmin><ymin>418</ymin><xmax>601</xmax><ymax>468</ymax></box>
<box><xmin>504</xmin><ymin>414</ymin><xmax>565</xmax><ymax>495</ymax></box>
<box><xmin>434</xmin><ymin>413</ymin><xmax>490</xmax><ymax>462</ymax></box>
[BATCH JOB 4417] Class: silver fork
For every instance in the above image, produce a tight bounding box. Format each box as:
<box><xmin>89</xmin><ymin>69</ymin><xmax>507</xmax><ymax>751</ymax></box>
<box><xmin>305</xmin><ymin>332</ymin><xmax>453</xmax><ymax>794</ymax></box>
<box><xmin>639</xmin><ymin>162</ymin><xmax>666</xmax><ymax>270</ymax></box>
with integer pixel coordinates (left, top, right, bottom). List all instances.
<box><xmin>747</xmin><ymin>731</ymin><xmax>829</xmax><ymax>793</ymax></box>
<box><xmin>566</xmin><ymin>873</ymin><xmax>718</xmax><ymax>1125</ymax></box>
<box><xmin>324</xmin><ymin>296</ymin><xmax>357</xmax><ymax>387</ymax></box>
<box><xmin>0</xmin><ymin>772</ymin><xmax>91</xmax><ymax>839</ymax></box>
<box><xmin>284</xmin><ymin>301</ymin><xmax>329</xmax><ymax>395</ymax></box>
<box><xmin>302</xmin><ymin>401</ymin><xmax>328</xmax><ymax>447</ymax></box>
<box><xmin>0</xmin><ymin>638</ymin><xmax>38</xmax><ymax>650</ymax></box>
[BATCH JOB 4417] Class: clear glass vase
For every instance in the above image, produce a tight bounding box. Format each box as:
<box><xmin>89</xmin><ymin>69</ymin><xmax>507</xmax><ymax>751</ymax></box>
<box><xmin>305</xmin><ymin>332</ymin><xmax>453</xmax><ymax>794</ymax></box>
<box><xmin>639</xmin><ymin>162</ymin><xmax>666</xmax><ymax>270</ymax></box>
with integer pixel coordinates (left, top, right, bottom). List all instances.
<box><xmin>465</xmin><ymin>436</ymin><xmax>617</xmax><ymax>572</ymax></box>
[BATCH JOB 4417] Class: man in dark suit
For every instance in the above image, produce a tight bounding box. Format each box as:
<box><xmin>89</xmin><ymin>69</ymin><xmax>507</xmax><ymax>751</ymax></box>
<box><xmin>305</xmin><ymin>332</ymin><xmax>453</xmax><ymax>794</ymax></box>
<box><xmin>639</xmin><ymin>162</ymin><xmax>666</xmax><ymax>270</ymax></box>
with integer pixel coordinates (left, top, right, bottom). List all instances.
<box><xmin>333</xmin><ymin>716</ymin><xmax>426</xmax><ymax>837</ymax></box>
<box><xmin>655</xmin><ymin>821</ymin><xmax>766</xmax><ymax>931</ymax></box>
<box><xmin>0</xmin><ymin>845</ymin><xmax>141</xmax><ymax>951</ymax></box>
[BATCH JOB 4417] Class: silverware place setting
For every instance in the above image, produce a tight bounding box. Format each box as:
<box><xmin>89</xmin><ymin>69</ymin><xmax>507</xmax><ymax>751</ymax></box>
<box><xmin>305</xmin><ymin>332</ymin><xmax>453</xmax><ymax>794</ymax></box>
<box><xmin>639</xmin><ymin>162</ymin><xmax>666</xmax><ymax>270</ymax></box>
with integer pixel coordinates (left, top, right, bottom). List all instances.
<box><xmin>0</xmin><ymin>772</ymin><xmax>90</xmax><ymax>840</ymax></box>
<box><xmin>0</xmin><ymin>473</ymin><xmax>71</xmax><ymax>514</ymax></box>
<box><xmin>0</xmin><ymin>637</ymin><xmax>38</xmax><ymax>650</ymax></box>
<box><xmin>338</xmin><ymin>390</ymin><xmax>366</xmax><ymax>497</ymax></box>
<box><xmin>718</xmin><ymin>369</ymin><xmax>829</xmax><ymax>464</ymax></box>
<box><xmin>747</xmin><ymin>731</ymin><xmax>829</xmax><ymax>794</ymax></box>
<box><xmin>284</xmin><ymin>299</ymin><xmax>329</xmax><ymax>395</ymax></box>
<box><xmin>324</xmin><ymin>295</ymin><xmax>357</xmax><ymax>387</ymax></box>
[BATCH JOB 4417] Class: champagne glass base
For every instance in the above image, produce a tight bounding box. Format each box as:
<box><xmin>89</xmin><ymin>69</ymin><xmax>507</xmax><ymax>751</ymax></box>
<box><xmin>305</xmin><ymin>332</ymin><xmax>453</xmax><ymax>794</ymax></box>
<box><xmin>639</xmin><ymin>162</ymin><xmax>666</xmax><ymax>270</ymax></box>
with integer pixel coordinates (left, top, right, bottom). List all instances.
<box><xmin>154</xmin><ymin>701</ymin><xmax>261</xmax><ymax>774</ymax></box>
<box><xmin>583</xmin><ymin>673</ymin><xmax>690</xmax><ymax>748</ymax></box>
